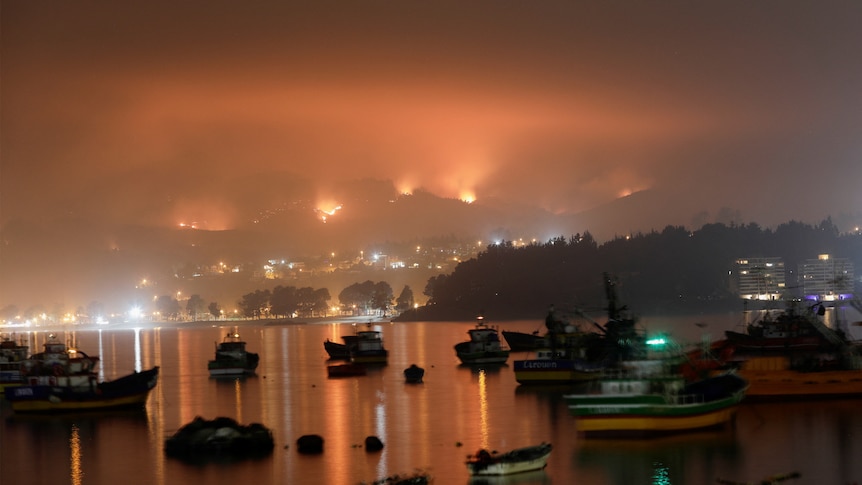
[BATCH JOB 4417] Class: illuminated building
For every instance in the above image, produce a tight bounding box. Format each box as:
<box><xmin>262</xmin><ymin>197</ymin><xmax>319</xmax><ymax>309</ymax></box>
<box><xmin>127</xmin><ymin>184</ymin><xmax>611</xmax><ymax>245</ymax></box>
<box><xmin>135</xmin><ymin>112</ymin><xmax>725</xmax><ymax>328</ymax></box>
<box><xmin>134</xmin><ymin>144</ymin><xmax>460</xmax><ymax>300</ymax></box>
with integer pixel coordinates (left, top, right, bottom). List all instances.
<box><xmin>800</xmin><ymin>254</ymin><xmax>854</xmax><ymax>301</ymax></box>
<box><xmin>735</xmin><ymin>257</ymin><xmax>786</xmax><ymax>300</ymax></box>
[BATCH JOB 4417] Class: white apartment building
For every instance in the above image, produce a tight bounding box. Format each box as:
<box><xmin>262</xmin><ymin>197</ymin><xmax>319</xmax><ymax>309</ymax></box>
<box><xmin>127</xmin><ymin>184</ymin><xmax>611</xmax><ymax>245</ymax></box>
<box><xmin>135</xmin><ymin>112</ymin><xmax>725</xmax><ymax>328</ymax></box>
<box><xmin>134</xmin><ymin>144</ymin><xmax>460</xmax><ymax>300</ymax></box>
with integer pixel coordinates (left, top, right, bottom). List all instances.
<box><xmin>735</xmin><ymin>257</ymin><xmax>786</xmax><ymax>300</ymax></box>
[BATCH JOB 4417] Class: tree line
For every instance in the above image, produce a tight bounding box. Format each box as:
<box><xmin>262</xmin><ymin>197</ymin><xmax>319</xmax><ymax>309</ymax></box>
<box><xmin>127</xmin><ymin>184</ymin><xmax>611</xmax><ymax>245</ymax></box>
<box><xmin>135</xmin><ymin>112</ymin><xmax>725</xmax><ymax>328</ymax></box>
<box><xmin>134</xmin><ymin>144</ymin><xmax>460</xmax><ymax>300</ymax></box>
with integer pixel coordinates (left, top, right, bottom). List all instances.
<box><xmin>404</xmin><ymin>219</ymin><xmax>862</xmax><ymax>321</ymax></box>
<box><xmin>145</xmin><ymin>281</ymin><xmax>416</xmax><ymax>321</ymax></box>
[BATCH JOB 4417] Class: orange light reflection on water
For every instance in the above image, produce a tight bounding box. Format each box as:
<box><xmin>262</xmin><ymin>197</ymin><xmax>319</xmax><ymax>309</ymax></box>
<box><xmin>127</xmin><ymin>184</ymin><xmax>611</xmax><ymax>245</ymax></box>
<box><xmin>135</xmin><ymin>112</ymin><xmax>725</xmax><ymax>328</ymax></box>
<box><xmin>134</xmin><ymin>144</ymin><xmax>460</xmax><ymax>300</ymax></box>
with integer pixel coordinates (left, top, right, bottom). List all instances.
<box><xmin>70</xmin><ymin>424</ymin><xmax>82</xmax><ymax>485</ymax></box>
<box><xmin>478</xmin><ymin>369</ymin><xmax>490</xmax><ymax>449</ymax></box>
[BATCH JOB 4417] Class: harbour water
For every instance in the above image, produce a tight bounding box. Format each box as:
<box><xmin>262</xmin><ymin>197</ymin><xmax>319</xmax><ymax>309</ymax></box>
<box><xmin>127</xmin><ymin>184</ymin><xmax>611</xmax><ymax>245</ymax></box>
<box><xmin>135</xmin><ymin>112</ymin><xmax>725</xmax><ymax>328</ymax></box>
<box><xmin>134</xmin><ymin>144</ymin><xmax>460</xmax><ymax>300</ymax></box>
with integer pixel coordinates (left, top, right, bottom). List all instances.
<box><xmin>2</xmin><ymin>313</ymin><xmax>862</xmax><ymax>485</ymax></box>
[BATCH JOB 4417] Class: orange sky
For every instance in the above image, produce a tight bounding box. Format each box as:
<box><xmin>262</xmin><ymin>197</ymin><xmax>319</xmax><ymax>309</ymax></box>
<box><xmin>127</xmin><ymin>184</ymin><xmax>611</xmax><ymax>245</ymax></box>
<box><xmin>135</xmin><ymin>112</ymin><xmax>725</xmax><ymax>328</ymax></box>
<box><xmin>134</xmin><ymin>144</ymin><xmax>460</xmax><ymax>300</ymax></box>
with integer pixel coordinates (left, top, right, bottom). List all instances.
<box><xmin>2</xmin><ymin>0</ymin><xmax>861</xmax><ymax>230</ymax></box>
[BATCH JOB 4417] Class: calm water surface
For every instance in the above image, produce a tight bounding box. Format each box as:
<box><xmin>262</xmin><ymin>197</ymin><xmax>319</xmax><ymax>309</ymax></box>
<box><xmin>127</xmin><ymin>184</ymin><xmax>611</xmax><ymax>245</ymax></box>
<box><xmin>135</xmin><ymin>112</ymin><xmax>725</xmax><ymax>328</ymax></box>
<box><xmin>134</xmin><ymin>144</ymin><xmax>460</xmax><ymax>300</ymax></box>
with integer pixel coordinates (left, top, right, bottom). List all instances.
<box><xmin>3</xmin><ymin>313</ymin><xmax>862</xmax><ymax>485</ymax></box>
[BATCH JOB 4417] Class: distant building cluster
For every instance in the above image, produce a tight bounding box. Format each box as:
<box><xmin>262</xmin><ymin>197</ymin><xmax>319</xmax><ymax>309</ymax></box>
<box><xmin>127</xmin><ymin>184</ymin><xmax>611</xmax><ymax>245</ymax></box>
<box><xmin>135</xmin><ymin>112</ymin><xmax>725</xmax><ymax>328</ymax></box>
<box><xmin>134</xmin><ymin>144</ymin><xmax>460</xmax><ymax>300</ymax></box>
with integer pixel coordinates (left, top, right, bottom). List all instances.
<box><xmin>179</xmin><ymin>242</ymin><xmax>482</xmax><ymax>282</ymax></box>
<box><xmin>735</xmin><ymin>254</ymin><xmax>855</xmax><ymax>302</ymax></box>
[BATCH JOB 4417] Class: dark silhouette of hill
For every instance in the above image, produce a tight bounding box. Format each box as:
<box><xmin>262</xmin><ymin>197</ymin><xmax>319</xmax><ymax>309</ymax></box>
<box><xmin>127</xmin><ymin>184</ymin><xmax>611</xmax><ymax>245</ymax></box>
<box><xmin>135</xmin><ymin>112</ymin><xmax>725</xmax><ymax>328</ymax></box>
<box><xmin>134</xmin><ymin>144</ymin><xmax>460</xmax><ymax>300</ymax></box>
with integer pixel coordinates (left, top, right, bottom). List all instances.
<box><xmin>396</xmin><ymin>220</ymin><xmax>862</xmax><ymax>322</ymax></box>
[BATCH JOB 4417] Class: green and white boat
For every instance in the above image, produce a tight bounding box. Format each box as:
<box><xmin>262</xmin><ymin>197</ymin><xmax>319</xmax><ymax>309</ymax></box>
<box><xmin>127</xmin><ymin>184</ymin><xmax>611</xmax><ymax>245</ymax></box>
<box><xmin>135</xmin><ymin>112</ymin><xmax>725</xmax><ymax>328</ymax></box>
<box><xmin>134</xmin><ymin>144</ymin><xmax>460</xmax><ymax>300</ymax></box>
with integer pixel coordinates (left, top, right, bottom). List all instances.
<box><xmin>564</xmin><ymin>360</ymin><xmax>748</xmax><ymax>437</ymax></box>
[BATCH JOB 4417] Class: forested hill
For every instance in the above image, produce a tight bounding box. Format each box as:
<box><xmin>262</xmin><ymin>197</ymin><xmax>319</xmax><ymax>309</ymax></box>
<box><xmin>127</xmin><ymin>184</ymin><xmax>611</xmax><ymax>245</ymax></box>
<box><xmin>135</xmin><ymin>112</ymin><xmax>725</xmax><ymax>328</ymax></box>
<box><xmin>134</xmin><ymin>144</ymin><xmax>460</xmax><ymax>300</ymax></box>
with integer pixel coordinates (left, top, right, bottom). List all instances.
<box><xmin>395</xmin><ymin>219</ymin><xmax>862</xmax><ymax>322</ymax></box>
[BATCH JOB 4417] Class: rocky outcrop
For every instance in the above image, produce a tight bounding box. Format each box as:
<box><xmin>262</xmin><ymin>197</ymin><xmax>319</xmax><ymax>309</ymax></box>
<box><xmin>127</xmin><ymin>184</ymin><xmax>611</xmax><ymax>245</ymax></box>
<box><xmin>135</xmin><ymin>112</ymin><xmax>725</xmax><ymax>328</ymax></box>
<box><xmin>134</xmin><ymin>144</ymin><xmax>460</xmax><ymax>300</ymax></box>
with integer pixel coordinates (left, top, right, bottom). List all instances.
<box><xmin>364</xmin><ymin>435</ymin><xmax>384</xmax><ymax>452</ymax></box>
<box><xmin>296</xmin><ymin>434</ymin><xmax>325</xmax><ymax>454</ymax></box>
<box><xmin>164</xmin><ymin>416</ymin><xmax>274</xmax><ymax>461</ymax></box>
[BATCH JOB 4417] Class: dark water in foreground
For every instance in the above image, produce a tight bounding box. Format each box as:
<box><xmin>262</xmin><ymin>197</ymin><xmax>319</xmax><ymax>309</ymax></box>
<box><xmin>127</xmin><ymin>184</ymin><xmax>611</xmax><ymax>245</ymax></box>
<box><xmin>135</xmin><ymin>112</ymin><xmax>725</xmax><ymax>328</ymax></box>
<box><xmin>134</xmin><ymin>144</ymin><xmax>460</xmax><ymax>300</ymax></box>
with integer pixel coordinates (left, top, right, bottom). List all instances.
<box><xmin>3</xmin><ymin>314</ymin><xmax>862</xmax><ymax>485</ymax></box>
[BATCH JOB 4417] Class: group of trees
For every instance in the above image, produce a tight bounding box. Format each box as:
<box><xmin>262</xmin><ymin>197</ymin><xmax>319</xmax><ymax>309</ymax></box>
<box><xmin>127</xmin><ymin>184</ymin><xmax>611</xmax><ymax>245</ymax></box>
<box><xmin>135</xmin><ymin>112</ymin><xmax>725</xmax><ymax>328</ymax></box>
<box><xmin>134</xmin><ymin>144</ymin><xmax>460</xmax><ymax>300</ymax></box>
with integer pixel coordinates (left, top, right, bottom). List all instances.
<box><xmin>233</xmin><ymin>281</ymin><xmax>415</xmax><ymax>319</ymax></box>
<box><xmin>236</xmin><ymin>286</ymin><xmax>331</xmax><ymax>319</ymax></box>
<box><xmin>0</xmin><ymin>279</ymin><xmax>418</xmax><ymax>323</ymax></box>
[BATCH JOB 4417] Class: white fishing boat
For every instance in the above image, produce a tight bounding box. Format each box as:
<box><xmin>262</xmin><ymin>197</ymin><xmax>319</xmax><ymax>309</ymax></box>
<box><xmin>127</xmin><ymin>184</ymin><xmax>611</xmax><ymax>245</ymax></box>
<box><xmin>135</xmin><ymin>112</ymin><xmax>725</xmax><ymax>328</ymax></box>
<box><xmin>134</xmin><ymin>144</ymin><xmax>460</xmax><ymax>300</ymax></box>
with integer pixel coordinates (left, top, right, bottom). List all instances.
<box><xmin>465</xmin><ymin>442</ymin><xmax>552</xmax><ymax>476</ymax></box>
<box><xmin>454</xmin><ymin>315</ymin><xmax>510</xmax><ymax>365</ymax></box>
<box><xmin>208</xmin><ymin>331</ymin><xmax>259</xmax><ymax>376</ymax></box>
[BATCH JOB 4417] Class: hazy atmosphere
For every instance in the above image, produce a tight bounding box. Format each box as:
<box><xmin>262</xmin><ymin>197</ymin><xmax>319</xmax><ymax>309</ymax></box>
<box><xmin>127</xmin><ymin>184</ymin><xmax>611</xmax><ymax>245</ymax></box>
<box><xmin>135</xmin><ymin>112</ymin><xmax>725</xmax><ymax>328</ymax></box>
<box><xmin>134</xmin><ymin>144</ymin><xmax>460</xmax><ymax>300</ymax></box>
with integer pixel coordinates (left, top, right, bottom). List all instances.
<box><xmin>2</xmin><ymin>1</ymin><xmax>861</xmax><ymax>311</ymax></box>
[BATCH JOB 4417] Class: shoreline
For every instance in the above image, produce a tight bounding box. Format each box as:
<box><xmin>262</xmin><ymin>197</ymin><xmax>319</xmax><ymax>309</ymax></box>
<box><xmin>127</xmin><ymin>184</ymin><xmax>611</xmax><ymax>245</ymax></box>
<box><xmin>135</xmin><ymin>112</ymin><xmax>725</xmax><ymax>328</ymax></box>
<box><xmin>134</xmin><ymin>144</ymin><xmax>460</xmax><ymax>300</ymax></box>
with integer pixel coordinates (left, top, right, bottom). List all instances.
<box><xmin>0</xmin><ymin>315</ymin><xmax>398</xmax><ymax>334</ymax></box>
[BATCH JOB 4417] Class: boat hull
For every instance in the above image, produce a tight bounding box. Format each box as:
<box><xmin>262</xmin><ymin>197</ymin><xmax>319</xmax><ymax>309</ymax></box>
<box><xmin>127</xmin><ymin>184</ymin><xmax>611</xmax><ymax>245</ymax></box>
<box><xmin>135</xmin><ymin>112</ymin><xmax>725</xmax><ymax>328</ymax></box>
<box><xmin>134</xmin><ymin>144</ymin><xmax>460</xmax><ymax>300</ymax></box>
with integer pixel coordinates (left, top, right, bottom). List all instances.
<box><xmin>350</xmin><ymin>351</ymin><xmax>388</xmax><ymax>364</ymax></box>
<box><xmin>571</xmin><ymin>401</ymin><xmax>741</xmax><ymax>435</ymax></box>
<box><xmin>456</xmin><ymin>350</ymin><xmax>510</xmax><ymax>365</ymax></box>
<box><xmin>501</xmin><ymin>331</ymin><xmax>545</xmax><ymax>352</ymax></box>
<box><xmin>208</xmin><ymin>357</ymin><xmax>258</xmax><ymax>376</ymax></box>
<box><xmin>208</xmin><ymin>366</ymin><xmax>257</xmax><ymax>377</ymax></box>
<box><xmin>467</xmin><ymin>454</ymin><xmax>551</xmax><ymax>476</ymax></box>
<box><xmin>513</xmin><ymin>359</ymin><xmax>603</xmax><ymax>385</ymax></box>
<box><xmin>733</xmin><ymin>356</ymin><xmax>862</xmax><ymax>399</ymax></box>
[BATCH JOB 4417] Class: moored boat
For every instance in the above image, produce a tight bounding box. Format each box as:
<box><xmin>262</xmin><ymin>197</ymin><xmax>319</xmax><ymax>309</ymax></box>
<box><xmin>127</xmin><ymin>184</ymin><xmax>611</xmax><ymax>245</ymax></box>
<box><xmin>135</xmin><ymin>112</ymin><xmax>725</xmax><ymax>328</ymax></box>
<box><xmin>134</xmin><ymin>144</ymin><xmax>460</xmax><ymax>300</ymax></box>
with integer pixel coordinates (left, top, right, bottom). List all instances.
<box><xmin>455</xmin><ymin>315</ymin><xmax>510</xmax><ymax>365</ymax></box>
<box><xmin>514</xmin><ymin>278</ymin><xmax>648</xmax><ymax>386</ymax></box>
<box><xmin>14</xmin><ymin>335</ymin><xmax>100</xmax><ymax>384</ymax></box>
<box><xmin>564</xmin><ymin>361</ymin><xmax>748</xmax><ymax>437</ymax></box>
<box><xmin>717</xmin><ymin>299</ymin><xmax>862</xmax><ymax>399</ymax></box>
<box><xmin>3</xmin><ymin>334</ymin><xmax>152</xmax><ymax>414</ymax></box>
<box><xmin>724</xmin><ymin>302</ymin><xmax>844</xmax><ymax>352</ymax></box>
<box><xmin>512</xmin><ymin>305</ymin><xmax>604</xmax><ymax>385</ymax></box>
<box><xmin>208</xmin><ymin>331</ymin><xmax>259</xmax><ymax>376</ymax></box>
<box><xmin>350</xmin><ymin>326</ymin><xmax>388</xmax><ymax>364</ymax></box>
<box><xmin>465</xmin><ymin>442</ymin><xmax>552</xmax><ymax>476</ymax></box>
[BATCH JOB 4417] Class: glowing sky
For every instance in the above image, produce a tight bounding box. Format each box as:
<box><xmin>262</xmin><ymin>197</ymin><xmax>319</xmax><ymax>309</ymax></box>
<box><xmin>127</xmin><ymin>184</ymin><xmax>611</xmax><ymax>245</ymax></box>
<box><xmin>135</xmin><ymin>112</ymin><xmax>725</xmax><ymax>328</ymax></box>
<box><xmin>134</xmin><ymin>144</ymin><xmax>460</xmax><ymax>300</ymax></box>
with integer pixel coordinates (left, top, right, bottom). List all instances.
<box><xmin>2</xmin><ymin>0</ymin><xmax>861</xmax><ymax>230</ymax></box>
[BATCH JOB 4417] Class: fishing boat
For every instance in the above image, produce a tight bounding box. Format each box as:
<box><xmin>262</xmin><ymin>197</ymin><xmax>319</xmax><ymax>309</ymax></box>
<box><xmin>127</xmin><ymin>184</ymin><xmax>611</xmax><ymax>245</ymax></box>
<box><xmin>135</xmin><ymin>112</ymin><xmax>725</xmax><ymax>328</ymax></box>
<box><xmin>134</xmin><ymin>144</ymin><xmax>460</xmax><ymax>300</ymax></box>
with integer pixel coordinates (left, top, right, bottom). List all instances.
<box><xmin>350</xmin><ymin>326</ymin><xmax>388</xmax><ymax>364</ymax></box>
<box><xmin>5</xmin><ymin>366</ymin><xmax>160</xmax><ymax>413</ymax></box>
<box><xmin>465</xmin><ymin>442</ymin><xmax>552</xmax><ymax>476</ymax></box>
<box><xmin>323</xmin><ymin>335</ymin><xmax>359</xmax><ymax>360</ymax></box>
<box><xmin>503</xmin><ymin>304</ymin><xmax>584</xmax><ymax>353</ymax></box>
<box><xmin>514</xmin><ymin>278</ymin><xmax>648</xmax><ymax>385</ymax></box>
<box><xmin>564</xmin><ymin>360</ymin><xmax>748</xmax><ymax>437</ymax></box>
<box><xmin>455</xmin><ymin>315</ymin><xmax>510</xmax><ymax>365</ymax></box>
<box><xmin>716</xmin><ymin>299</ymin><xmax>862</xmax><ymax>399</ymax></box>
<box><xmin>403</xmin><ymin>364</ymin><xmax>425</xmax><ymax>383</ymax></box>
<box><xmin>17</xmin><ymin>335</ymin><xmax>99</xmax><ymax>380</ymax></box>
<box><xmin>512</xmin><ymin>306</ymin><xmax>603</xmax><ymax>384</ymax></box>
<box><xmin>0</xmin><ymin>335</ymin><xmax>29</xmax><ymax>392</ymax></box>
<box><xmin>4</xmin><ymin>336</ymin><xmax>158</xmax><ymax>413</ymax></box>
<box><xmin>724</xmin><ymin>302</ymin><xmax>844</xmax><ymax>352</ymax></box>
<box><xmin>208</xmin><ymin>331</ymin><xmax>259</xmax><ymax>376</ymax></box>
<box><xmin>326</xmin><ymin>362</ymin><xmax>366</xmax><ymax>378</ymax></box>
